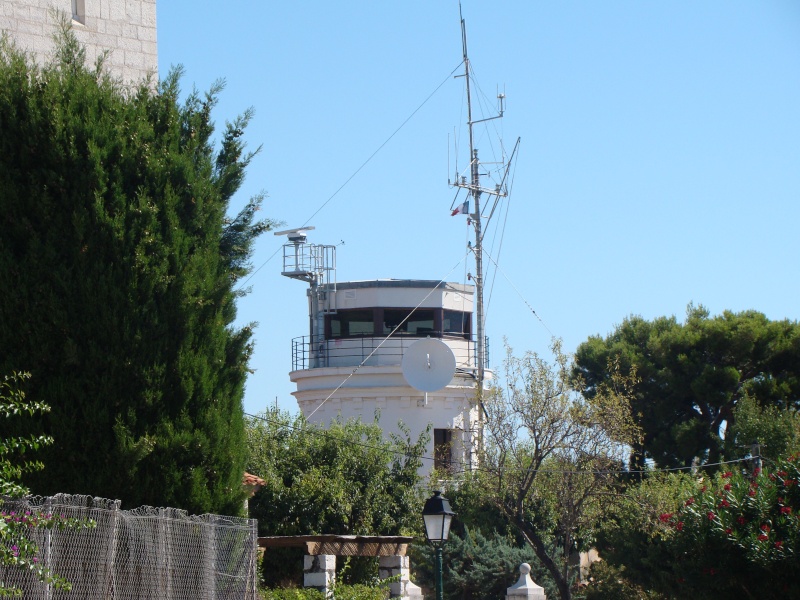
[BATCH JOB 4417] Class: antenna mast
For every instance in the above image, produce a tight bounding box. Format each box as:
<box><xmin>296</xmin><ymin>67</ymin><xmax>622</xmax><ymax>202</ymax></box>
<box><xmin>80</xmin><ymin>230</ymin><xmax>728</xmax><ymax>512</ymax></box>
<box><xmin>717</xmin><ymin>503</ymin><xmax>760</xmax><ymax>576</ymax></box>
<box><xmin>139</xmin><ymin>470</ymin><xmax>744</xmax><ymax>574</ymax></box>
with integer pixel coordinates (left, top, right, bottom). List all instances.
<box><xmin>453</xmin><ymin>12</ymin><xmax>507</xmax><ymax>399</ymax></box>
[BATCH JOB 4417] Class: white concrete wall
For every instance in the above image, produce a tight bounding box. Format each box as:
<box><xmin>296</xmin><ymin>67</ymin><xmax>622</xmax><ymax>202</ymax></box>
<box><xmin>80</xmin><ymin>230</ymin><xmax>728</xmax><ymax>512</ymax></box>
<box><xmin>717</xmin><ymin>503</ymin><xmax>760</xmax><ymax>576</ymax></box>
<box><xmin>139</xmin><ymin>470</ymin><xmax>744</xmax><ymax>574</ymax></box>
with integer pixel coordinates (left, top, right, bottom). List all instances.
<box><xmin>1</xmin><ymin>0</ymin><xmax>157</xmax><ymax>84</ymax></box>
<box><xmin>292</xmin><ymin>365</ymin><xmax>482</xmax><ymax>475</ymax></box>
<box><xmin>328</xmin><ymin>282</ymin><xmax>474</xmax><ymax>312</ymax></box>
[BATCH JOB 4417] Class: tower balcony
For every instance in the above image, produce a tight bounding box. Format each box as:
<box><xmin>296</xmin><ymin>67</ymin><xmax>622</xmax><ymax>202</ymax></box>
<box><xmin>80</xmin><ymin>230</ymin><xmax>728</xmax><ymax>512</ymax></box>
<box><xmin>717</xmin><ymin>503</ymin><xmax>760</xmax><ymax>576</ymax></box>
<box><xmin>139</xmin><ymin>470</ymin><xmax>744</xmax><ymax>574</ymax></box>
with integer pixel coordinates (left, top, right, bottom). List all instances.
<box><xmin>291</xmin><ymin>334</ymin><xmax>489</xmax><ymax>372</ymax></box>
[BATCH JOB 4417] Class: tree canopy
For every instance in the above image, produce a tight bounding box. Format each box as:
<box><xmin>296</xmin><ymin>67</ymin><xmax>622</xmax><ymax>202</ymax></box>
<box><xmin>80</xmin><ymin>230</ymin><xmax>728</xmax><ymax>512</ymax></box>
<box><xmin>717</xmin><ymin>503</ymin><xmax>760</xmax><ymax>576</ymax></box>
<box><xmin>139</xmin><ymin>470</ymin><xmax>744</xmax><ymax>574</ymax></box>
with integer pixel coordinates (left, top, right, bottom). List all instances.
<box><xmin>245</xmin><ymin>410</ymin><xmax>427</xmax><ymax>587</ymax></box>
<box><xmin>574</xmin><ymin>305</ymin><xmax>800</xmax><ymax>468</ymax></box>
<box><xmin>0</xmin><ymin>29</ymin><xmax>273</xmax><ymax>514</ymax></box>
<box><xmin>473</xmin><ymin>340</ymin><xmax>640</xmax><ymax>600</ymax></box>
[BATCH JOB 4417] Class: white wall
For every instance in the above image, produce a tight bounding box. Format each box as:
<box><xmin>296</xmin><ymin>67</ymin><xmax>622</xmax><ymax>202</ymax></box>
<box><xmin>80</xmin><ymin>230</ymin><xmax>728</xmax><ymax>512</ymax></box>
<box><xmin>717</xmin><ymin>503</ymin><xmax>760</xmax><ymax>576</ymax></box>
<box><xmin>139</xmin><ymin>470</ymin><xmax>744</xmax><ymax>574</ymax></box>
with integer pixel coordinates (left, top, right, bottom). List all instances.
<box><xmin>1</xmin><ymin>0</ymin><xmax>157</xmax><ymax>84</ymax></box>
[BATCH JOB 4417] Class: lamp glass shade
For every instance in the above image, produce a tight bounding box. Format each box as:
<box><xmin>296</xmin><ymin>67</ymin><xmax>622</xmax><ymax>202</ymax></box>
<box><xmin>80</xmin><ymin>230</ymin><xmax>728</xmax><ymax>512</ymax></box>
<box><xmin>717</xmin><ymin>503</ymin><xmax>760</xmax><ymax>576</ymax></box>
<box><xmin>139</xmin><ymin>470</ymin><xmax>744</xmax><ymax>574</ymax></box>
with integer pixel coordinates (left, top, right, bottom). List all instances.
<box><xmin>422</xmin><ymin>491</ymin><xmax>455</xmax><ymax>543</ymax></box>
<box><xmin>424</xmin><ymin>513</ymin><xmax>453</xmax><ymax>543</ymax></box>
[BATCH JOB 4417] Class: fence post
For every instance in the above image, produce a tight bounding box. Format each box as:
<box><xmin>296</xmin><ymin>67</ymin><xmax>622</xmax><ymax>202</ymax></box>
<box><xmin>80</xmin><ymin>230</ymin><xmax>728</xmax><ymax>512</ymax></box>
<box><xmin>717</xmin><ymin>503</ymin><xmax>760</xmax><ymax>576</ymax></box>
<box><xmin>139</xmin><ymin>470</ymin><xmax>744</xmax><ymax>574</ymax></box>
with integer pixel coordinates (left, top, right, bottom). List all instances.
<box><xmin>104</xmin><ymin>500</ymin><xmax>120</xmax><ymax>597</ymax></box>
<box><xmin>43</xmin><ymin>497</ymin><xmax>53</xmax><ymax>600</ymax></box>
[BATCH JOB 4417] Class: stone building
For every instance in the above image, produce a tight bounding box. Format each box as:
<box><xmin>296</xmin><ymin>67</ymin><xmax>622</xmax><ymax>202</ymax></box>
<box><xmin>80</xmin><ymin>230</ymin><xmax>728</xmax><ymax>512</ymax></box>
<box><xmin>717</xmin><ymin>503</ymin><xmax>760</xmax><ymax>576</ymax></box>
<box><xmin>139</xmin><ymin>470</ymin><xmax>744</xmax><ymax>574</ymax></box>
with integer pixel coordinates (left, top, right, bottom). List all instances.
<box><xmin>0</xmin><ymin>0</ymin><xmax>157</xmax><ymax>83</ymax></box>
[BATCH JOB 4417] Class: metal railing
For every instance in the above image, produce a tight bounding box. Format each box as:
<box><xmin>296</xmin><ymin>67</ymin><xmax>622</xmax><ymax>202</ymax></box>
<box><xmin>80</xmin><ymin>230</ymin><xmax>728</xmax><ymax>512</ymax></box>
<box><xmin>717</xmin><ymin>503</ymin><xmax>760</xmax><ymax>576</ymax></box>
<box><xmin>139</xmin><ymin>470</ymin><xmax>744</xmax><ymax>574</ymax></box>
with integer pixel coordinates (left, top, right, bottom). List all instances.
<box><xmin>291</xmin><ymin>333</ymin><xmax>489</xmax><ymax>372</ymax></box>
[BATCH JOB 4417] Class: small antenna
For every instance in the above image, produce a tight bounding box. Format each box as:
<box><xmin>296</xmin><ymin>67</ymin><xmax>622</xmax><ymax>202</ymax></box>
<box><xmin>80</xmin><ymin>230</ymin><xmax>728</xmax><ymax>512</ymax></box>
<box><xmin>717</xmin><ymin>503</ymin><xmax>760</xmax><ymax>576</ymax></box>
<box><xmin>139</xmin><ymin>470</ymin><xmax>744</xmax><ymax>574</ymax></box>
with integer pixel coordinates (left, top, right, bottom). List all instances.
<box><xmin>274</xmin><ymin>226</ymin><xmax>315</xmax><ymax>244</ymax></box>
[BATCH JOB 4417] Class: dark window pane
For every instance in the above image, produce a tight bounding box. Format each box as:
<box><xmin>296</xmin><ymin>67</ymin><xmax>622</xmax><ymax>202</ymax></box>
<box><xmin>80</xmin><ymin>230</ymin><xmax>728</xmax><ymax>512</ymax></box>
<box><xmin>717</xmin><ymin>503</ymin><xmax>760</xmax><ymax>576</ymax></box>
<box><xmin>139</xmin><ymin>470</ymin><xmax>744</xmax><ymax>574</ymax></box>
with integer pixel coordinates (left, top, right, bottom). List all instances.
<box><xmin>328</xmin><ymin>309</ymin><xmax>374</xmax><ymax>338</ymax></box>
<box><xmin>443</xmin><ymin>310</ymin><xmax>471</xmax><ymax>337</ymax></box>
<box><xmin>383</xmin><ymin>309</ymin><xmax>435</xmax><ymax>335</ymax></box>
<box><xmin>434</xmin><ymin>429</ymin><xmax>453</xmax><ymax>472</ymax></box>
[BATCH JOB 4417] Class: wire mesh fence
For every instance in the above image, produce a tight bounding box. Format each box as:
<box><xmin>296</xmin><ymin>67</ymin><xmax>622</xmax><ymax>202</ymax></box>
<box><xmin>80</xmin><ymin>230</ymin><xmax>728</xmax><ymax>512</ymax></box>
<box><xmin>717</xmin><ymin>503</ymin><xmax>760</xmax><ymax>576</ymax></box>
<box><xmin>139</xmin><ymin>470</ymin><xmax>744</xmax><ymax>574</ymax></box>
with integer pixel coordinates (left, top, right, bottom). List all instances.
<box><xmin>2</xmin><ymin>494</ymin><xmax>258</xmax><ymax>599</ymax></box>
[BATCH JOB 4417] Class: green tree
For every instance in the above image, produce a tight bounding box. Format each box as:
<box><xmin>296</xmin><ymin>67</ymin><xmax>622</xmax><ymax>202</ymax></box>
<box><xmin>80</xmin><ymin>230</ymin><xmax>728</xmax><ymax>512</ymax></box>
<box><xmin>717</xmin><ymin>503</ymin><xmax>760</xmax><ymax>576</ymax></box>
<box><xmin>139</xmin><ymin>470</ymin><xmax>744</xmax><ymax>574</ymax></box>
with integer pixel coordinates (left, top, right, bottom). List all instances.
<box><xmin>474</xmin><ymin>340</ymin><xmax>641</xmax><ymax>600</ymax></box>
<box><xmin>725</xmin><ymin>394</ymin><xmax>800</xmax><ymax>462</ymax></box>
<box><xmin>574</xmin><ymin>305</ymin><xmax>800</xmax><ymax>469</ymax></box>
<box><xmin>245</xmin><ymin>409</ymin><xmax>428</xmax><ymax>587</ymax></box>
<box><xmin>0</xmin><ymin>27</ymin><xmax>273</xmax><ymax>514</ymax></box>
<box><xmin>413</xmin><ymin>527</ymin><xmax>556</xmax><ymax>600</ymax></box>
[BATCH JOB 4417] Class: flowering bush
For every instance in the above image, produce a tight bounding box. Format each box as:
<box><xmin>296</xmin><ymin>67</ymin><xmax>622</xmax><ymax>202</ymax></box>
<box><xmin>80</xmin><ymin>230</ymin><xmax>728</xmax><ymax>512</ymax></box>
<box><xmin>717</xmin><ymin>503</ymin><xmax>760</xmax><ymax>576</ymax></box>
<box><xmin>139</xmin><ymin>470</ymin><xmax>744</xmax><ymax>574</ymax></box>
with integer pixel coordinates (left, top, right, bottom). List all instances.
<box><xmin>0</xmin><ymin>509</ymin><xmax>90</xmax><ymax>595</ymax></box>
<box><xmin>657</xmin><ymin>457</ymin><xmax>800</xmax><ymax>599</ymax></box>
<box><xmin>1</xmin><ymin>372</ymin><xmax>95</xmax><ymax>596</ymax></box>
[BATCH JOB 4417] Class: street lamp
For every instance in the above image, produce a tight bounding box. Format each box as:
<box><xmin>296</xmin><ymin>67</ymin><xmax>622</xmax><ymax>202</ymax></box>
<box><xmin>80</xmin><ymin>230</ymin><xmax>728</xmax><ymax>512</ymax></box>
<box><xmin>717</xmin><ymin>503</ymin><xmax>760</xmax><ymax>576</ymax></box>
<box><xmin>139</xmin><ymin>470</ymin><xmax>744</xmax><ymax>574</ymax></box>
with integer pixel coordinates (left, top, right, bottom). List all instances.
<box><xmin>422</xmin><ymin>490</ymin><xmax>455</xmax><ymax>600</ymax></box>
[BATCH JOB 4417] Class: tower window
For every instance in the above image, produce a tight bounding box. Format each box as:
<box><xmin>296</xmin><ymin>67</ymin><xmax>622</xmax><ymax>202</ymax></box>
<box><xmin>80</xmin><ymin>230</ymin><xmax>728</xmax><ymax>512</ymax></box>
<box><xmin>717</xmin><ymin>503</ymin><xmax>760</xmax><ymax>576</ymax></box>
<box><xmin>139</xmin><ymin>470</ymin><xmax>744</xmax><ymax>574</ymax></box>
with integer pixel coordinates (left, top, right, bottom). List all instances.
<box><xmin>71</xmin><ymin>0</ymin><xmax>85</xmax><ymax>23</ymax></box>
<box><xmin>327</xmin><ymin>310</ymin><xmax>374</xmax><ymax>338</ymax></box>
<box><xmin>383</xmin><ymin>309</ymin><xmax>435</xmax><ymax>336</ymax></box>
<box><xmin>443</xmin><ymin>310</ymin><xmax>471</xmax><ymax>339</ymax></box>
<box><xmin>434</xmin><ymin>429</ymin><xmax>454</xmax><ymax>472</ymax></box>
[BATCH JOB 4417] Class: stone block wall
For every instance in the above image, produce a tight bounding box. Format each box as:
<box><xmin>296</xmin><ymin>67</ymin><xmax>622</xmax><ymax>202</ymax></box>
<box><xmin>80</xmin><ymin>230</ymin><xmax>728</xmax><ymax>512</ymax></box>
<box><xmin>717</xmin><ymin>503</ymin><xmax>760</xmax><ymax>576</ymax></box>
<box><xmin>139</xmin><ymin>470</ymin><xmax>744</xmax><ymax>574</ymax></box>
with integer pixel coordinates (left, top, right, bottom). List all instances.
<box><xmin>0</xmin><ymin>0</ymin><xmax>157</xmax><ymax>84</ymax></box>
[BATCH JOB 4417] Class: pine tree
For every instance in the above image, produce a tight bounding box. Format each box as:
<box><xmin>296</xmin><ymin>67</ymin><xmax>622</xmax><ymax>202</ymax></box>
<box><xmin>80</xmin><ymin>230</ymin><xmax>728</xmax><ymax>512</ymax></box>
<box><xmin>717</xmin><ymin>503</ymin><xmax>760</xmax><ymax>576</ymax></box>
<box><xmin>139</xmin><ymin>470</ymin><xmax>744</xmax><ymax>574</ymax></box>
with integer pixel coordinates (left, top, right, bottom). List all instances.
<box><xmin>0</xmin><ymin>27</ymin><xmax>273</xmax><ymax>514</ymax></box>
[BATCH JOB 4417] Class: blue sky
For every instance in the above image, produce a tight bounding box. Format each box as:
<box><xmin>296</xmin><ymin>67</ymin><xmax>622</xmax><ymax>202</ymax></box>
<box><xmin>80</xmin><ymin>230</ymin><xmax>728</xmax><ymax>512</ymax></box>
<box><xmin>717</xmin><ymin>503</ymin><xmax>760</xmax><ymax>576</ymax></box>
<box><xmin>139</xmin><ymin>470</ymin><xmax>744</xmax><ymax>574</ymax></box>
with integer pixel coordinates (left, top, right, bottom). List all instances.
<box><xmin>157</xmin><ymin>1</ymin><xmax>800</xmax><ymax>415</ymax></box>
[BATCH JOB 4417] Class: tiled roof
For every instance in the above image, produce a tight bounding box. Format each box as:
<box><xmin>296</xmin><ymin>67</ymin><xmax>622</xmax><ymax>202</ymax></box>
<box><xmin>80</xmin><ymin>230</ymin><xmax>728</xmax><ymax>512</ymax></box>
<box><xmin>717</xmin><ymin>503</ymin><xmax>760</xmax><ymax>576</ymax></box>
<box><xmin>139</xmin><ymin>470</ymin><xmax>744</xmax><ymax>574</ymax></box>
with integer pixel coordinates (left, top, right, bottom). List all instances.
<box><xmin>243</xmin><ymin>472</ymin><xmax>266</xmax><ymax>487</ymax></box>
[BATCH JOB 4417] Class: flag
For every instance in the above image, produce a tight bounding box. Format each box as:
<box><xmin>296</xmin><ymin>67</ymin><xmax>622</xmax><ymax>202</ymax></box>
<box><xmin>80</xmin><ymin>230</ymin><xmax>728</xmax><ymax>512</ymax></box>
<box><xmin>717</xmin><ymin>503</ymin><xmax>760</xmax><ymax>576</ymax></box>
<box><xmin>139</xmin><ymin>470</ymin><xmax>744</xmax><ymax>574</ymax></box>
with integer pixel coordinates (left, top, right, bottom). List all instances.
<box><xmin>451</xmin><ymin>201</ymin><xmax>469</xmax><ymax>216</ymax></box>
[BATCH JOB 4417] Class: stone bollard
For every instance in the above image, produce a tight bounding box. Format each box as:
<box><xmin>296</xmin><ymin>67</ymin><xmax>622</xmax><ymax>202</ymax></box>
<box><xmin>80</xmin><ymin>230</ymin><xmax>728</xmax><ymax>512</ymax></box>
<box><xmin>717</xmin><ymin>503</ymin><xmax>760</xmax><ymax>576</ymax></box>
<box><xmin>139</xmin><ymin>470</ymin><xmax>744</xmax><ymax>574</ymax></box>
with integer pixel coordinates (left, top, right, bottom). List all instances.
<box><xmin>506</xmin><ymin>563</ymin><xmax>546</xmax><ymax>599</ymax></box>
<box><xmin>304</xmin><ymin>554</ymin><xmax>336</xmax><ymax>595</ymax></box>
<box><xmin>379</xmin><ymin>555</ymin><xmax>423</xmax><ymax>599</ymax></box>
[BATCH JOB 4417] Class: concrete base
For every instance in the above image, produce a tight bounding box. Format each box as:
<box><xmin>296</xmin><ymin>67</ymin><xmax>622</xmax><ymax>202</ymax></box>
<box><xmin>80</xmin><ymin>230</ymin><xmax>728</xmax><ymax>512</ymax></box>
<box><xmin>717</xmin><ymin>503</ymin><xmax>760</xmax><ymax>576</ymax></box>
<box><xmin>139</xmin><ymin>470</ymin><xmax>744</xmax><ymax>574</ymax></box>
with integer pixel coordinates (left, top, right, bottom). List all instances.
<box><xmin>304</xmin><ymin>554</ymin><xmax>336</xmax><ymax>595</ymax></box>
<box><xmin>379</xmin><ymin>555</ymin><xmax>423</xmax><ymax>599</ymax></box>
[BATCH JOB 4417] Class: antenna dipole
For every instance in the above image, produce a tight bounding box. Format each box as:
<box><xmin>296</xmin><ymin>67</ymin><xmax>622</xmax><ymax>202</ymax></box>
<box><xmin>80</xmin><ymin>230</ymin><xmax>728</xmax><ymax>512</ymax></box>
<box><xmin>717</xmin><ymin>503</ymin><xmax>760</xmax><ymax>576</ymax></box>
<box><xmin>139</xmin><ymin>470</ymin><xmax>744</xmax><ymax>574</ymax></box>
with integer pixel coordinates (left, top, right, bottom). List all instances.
<box><xmin>453</xmin><ymin>14</ymin><xmax>507</xmax><ymax>402</ymax></box>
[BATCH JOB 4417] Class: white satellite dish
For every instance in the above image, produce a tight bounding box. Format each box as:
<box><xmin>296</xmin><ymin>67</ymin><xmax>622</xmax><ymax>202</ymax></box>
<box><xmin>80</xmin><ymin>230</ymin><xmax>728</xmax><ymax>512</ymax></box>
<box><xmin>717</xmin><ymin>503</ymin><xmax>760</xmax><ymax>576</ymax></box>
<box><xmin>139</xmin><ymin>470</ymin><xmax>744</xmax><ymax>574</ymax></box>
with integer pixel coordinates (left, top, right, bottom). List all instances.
<box><xmin>402</xmin><ymin>338</ymin><xmax>457</xmax><ymax>392</ymax></box>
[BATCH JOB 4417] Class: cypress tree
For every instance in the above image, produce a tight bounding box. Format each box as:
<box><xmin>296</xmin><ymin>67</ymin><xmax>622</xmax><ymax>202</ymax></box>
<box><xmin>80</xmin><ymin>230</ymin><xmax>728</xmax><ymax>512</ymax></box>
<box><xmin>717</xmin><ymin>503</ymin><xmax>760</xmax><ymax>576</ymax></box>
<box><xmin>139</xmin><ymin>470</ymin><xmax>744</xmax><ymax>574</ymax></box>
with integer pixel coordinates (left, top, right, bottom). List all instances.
<box><xmin>0</xmin><ymin>28</ymin><xmax>273</xmax><ymax>514</ymax></box>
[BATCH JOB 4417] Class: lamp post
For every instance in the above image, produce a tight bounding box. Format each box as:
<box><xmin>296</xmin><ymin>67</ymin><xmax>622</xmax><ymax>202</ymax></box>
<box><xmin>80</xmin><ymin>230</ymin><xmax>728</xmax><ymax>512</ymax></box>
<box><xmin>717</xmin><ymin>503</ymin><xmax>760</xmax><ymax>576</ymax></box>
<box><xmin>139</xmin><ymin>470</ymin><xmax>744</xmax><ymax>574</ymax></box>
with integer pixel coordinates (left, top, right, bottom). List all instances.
<box><xmin>422</xmin><ymin>490</ymin><xmax>455</xmax><ymax>600</ymax></box>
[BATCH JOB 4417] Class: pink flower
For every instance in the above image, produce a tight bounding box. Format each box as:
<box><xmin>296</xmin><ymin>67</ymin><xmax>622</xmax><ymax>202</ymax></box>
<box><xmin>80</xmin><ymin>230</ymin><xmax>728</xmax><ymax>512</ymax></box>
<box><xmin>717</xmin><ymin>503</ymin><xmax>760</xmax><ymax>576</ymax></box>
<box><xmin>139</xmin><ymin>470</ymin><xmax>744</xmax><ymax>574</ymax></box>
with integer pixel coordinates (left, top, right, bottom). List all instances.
<box><xmin>685</xmin><ymin>497</ymin><xmax>695</xmax><ymax>506</ymax></box>
<box><xmin>659</xmin><ymin>513</ymin><xmax>673</xmax><ymax>523</ymax></box>
<box><xmin>725</xmin><ymin>528</ymin><xmax>732</xmax><ymax>534</ymax></box>
<box><xmin>781</xmin><ymin>506</ymin><xmax>792</xmax><ymax>515</ymax></box>
<box><xmin>722</xmin><ymin>471</ymin><xmax>733</xmax><ymax>479</ymax></box>
<box><xmin>676</xmin><ymin>521</ymin><xmax>684</xmax><ymax>531</ymax></box>
<box><xmin>719</xmin><ymin>499</ymin><xmax>730</xmax><ymax>508</ymax></box>
<box><xmin>761</xmin><ymin>524</ymin><xmax>771</xmax><ymax>533</ymax></box>
<box><xmin>707</xmin><ymin>511</ymin><xmax>716</xmax><ymax>521</ymax></box>
<box><xmin>758</xmin><ymin>534</ymin><xmax>769</xmax><ymax>541</ymax></box>
<box><xmin>724</xmin><ymin>483</ymin><xmax>732</xmax><ymax>491</ymax></box>
<box><xmin>775</xmin><ymin>541</ymin><xmax>784</xmax><ymax>548</ymax></box>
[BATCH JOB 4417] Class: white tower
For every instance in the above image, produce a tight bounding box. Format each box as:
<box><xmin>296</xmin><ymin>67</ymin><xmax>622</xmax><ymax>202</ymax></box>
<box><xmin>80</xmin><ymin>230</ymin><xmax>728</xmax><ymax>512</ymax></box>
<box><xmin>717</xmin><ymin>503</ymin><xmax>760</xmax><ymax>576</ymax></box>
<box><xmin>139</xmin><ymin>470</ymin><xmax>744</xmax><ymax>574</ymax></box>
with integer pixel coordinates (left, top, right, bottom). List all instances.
<box><xmin>1</xmin><ymin>0</ymin><xmax>158</xmax><ymax>84</ymax></box>
<box><xmin>277</xmin><ymin>230</ymin><xmax>486</xmax><ymax>476</ymax></box>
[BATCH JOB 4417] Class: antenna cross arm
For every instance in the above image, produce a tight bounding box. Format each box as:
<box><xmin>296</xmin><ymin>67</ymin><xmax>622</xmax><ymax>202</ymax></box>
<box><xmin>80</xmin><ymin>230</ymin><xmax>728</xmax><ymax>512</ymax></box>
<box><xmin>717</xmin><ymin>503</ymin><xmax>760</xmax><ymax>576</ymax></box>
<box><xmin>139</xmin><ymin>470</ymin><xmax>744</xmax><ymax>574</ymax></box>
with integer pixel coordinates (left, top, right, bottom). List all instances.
<box><xmin>469</xmin><ymin>114</ymin><xmax>503</xmax><ymax>126</ymax></box>
<box><xmin>452</xmin><ymin>182</ymin><xmax>507</xmax><ymax>197</ymax></box>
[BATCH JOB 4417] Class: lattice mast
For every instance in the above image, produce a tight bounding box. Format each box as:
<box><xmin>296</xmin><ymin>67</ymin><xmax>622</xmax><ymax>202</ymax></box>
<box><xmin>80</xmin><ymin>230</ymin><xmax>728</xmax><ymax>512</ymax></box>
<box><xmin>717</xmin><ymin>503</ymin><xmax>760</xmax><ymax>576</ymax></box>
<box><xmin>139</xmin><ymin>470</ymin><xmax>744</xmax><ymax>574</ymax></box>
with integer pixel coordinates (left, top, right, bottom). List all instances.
<box><xmin>275</xmin><ymin>226</ymin><xmax>337</xmax><ymax>344</ymax></box>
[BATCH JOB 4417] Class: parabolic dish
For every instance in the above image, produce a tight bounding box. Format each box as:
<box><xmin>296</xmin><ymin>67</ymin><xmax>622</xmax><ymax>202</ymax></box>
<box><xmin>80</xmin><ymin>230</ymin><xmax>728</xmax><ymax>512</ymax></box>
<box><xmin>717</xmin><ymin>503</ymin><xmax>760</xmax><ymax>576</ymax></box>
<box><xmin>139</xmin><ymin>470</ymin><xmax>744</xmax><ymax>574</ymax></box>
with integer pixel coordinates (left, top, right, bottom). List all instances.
<box><xmin>401</xmin><ymin>338</ymin><xmax>457</xmax><ymax>392</ymax></box>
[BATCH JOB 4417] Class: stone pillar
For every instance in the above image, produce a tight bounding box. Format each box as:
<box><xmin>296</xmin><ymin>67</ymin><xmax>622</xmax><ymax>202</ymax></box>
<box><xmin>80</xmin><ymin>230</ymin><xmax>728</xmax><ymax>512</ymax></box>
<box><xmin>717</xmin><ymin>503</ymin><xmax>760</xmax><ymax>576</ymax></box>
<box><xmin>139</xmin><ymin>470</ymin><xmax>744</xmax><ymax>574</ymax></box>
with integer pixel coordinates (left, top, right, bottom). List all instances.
<box><xmin>506</xmin><ymin>563</ymin><xmax>546</xmax><ymax>599</ymax></box>
<box><xmin>304</xmin><ymin>554</ymin><xmax>336</xmax><ymax>595</ymax></box>
<box><xmin>379</xmin><ymin>555</ymin><xmax>423</xmax><ymax>599</ymax></box>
